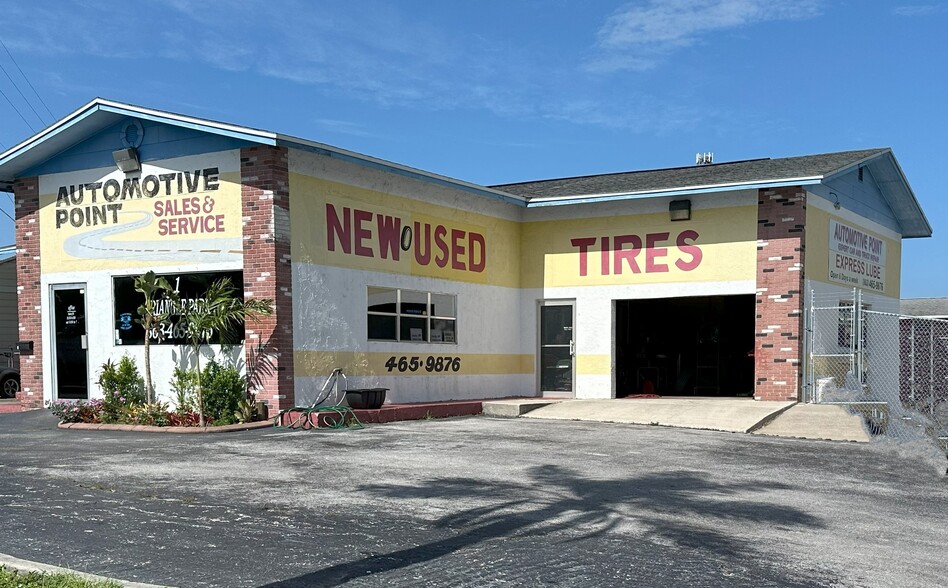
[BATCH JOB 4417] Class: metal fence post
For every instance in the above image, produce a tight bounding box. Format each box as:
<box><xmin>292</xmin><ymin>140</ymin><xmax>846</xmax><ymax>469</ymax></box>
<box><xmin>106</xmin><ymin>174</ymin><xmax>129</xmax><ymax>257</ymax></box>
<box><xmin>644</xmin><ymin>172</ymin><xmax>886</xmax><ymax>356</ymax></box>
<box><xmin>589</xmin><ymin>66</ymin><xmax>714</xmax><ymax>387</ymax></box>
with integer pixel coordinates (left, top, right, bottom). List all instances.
<box><xmin>910</xmin><ymin>321</ymin><xmax>916</xmax><ymax>402</ymax></box>
<box><xmin>931</xmin><ymin>327</ymin><xmax>936</xmax><ymax>416</ymax></box>
<box><xmin>855</xmin><ymin>288</ymin><xmax>862</xmax><ymax>387</ymax></box>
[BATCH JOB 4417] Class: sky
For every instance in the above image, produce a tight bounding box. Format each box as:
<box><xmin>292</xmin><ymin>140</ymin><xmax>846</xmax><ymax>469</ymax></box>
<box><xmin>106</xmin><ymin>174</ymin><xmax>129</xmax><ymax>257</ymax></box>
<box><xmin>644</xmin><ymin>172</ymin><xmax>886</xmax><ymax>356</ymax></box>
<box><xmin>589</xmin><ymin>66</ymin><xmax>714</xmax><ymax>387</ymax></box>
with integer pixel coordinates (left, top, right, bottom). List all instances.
<box><xmin>0</xmin><ymin>0</ymin><xmax>945</xmax><ymax>297</ymax></box>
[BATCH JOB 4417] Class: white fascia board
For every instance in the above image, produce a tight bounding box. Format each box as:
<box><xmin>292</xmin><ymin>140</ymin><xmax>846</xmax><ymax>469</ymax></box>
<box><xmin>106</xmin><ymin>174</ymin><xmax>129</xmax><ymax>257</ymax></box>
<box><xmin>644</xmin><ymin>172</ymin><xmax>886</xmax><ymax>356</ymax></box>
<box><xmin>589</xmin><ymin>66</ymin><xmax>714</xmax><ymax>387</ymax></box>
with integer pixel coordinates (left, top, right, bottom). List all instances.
<box><xmin>0</xmin><ymin>98</ymin><xmax>101</xmax><ymax>165</ymax></box>
<box><xmin>525</xmin><ymin>176</ymin><xmax>824</xmax><ymax>207</ymax></box>
<box><xmin>94</xmin><ymin>99</ymin><xmax>278</xmax><ymax>144</ymax></box>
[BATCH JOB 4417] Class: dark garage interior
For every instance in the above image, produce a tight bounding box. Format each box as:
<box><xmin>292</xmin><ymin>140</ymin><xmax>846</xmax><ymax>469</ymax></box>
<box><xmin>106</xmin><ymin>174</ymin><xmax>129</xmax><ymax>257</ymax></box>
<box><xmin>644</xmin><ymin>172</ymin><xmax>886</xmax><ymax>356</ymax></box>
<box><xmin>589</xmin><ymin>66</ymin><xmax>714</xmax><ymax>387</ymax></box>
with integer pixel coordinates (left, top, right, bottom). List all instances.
<box><xmin>615</xmin><ymin>295</ymin><xmax>755</xmax><ymax>397</ymax></box>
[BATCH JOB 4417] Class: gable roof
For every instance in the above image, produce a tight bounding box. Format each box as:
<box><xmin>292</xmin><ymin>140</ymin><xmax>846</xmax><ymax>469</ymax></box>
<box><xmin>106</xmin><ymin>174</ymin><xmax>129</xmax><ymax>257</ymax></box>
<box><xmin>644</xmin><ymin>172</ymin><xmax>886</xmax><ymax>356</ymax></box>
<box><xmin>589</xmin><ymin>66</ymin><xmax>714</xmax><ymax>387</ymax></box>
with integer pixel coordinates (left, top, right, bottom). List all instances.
<box><xmin>492</xmin><ymin>148</ymin><xmax>931</xmax><ymax>238</ymax></box>
<box><xmin>0</xmin><ymin>98</ymin><xmax>522</xmax><ymax>204</ymax></box>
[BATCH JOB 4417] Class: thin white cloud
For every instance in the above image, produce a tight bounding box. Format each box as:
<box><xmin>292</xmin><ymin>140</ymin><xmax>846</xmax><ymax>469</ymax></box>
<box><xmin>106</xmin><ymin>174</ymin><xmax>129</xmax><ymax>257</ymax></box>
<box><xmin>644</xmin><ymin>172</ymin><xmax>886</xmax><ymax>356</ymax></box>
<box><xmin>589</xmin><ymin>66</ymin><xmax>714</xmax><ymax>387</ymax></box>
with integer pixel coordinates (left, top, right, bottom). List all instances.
<box><xmin>892</xmin><ymin>5</ymin><xmax>944</xmax><ymax>16</ymax></box>
<box><xmin>540</xmin><ymin>95</ymin><xmax>706</xmax><ymax>136</ymax></box>
<box><xmin>0</xmin><ymin>0</ymin><xmax>788</xmax><ymax>139</ymax></box>
<box><xmin>313</xmin><ymin>119</ymin><xmax>375</xmax><ymax>138</ymax></box>
<box><xmin>588</xmin><ymin>0</ymin><xmax>823</xmax><ymax>72</ymax></box>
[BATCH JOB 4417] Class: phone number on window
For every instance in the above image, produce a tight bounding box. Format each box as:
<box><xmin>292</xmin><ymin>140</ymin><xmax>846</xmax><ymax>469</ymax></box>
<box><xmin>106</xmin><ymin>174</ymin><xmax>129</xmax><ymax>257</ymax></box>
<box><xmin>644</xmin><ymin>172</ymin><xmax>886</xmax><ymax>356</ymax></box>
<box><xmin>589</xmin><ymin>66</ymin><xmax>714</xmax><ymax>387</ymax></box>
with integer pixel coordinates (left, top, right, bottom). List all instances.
<box><xmin>384</xmin><ymin>356</ymin><xmax>461</xmax><ymax>373</ymax></box>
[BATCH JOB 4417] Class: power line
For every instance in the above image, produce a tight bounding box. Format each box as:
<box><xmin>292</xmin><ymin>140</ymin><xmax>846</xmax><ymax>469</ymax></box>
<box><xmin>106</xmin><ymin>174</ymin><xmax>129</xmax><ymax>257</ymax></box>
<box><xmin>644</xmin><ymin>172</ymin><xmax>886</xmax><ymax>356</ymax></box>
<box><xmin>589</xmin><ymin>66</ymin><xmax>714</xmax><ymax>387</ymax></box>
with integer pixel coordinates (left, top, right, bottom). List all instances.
<box><xmin>0</xmin><ymin>205</ymin><xmax>13</xmax><ymax>223</ymax></box>
<box><xmin>0</xmin><ymin>59</ymin><xmax>46</xmax><ymax>127</ymax></box>
<box><xmin>0</xmin><ymin>84</ymin><xmax>34</xmax><ymax>132</ymax></box>
<box><xmin>0</xmin><ymin>36</ymin><xmax>53</xmax><ymax>120</ymax></box>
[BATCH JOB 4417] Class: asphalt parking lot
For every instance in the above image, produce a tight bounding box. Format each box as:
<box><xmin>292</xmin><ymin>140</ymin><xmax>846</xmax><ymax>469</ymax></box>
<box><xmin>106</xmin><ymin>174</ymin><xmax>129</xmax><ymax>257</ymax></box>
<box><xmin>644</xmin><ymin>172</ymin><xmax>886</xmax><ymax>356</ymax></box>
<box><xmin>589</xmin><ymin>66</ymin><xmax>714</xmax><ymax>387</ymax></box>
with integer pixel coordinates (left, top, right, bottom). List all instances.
<box><xmin>0</xmin><ymin>409</ymin><xmax>946</xmax><ymax>587</ymax></box>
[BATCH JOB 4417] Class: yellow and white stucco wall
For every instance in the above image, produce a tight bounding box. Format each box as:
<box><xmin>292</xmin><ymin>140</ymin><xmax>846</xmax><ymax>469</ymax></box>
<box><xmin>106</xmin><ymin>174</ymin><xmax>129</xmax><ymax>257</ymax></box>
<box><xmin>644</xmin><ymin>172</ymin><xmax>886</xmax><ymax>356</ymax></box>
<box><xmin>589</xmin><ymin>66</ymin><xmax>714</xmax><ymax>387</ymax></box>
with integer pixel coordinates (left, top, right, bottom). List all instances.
<box><xmin>288</xmin><ymin>150</ymin><xmax>530</xmax><ymax>404</ymax></box>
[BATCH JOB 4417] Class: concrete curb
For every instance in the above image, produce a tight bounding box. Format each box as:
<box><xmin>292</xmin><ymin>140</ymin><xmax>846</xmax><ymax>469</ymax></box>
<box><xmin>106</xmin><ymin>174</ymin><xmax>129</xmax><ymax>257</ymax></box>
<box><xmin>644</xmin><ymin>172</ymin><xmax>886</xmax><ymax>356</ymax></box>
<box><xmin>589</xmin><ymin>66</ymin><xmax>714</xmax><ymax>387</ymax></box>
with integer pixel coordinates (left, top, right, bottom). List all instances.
<box><xmin>0</xmin><ymin>551</ymin><xmax>171</xmax><ymax>587</ymax></box>
<box><xmin>57</xmin><ymin>420</ymin><xmax>273</xmax><ymax>434</ymax></box>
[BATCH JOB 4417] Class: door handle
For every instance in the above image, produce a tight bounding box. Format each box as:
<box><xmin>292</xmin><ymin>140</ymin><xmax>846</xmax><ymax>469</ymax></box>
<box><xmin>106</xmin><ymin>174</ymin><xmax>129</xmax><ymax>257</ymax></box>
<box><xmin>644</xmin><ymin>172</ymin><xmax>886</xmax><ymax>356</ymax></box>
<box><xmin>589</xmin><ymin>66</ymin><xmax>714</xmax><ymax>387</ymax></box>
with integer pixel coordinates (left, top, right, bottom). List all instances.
<box><xmin>80</xmin><ymin>335</ymin><xmax>88</xmax><ymax>350</ymax></box>
<box><xmin>569</xmin><ymin>340</ymin><xmax>575</xmax><ymax>356</ymax></box>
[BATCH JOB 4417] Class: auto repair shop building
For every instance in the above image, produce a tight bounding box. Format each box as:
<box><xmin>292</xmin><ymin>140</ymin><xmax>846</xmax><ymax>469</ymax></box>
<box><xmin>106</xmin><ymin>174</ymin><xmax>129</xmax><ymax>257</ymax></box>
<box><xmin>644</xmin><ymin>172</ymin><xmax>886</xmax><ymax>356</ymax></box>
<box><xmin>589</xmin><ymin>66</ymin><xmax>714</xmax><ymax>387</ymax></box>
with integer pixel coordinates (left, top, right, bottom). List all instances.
<box><xmin>0</xmin><ymin>99</ymin><xmax>931</xmax><ymax>414</ymax></box>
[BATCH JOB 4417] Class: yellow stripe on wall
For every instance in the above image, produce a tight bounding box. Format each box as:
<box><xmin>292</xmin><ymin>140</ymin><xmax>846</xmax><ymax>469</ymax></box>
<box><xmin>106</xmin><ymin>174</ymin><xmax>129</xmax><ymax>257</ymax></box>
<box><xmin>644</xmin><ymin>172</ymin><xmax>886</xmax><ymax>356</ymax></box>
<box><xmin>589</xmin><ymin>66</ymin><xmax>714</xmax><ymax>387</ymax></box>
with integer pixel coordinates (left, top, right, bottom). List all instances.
<box><xmin>296</xmin><ymin>350</ymin><xmax>535</xmax><ymax>377</ymax></box>
<box><xmin>289</xmin><ymin>174</ymin><xmax>522</xmax><ymax>288</ymax></box>
<box><xmin>576</xmin><ymin>354</ymin><xmax>611</xmax><ymax>375</ymax></box>
<box><xmin>520</xmin><ymin>205</ymin><xmax>758</xmax><ymax>288</ymax></box>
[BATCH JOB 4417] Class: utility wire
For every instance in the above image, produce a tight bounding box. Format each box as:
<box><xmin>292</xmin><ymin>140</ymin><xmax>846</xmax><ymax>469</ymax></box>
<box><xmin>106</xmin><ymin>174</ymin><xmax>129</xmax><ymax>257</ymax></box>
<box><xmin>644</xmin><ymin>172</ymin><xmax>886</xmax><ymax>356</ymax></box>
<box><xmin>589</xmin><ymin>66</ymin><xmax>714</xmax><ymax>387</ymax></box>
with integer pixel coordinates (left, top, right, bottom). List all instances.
<box><xmin>0</xmin><ymin>36</ymin><xmax>53</xmax><ymax>120</ymax></box>
<box><xmin>0</xmin><ymin>206</ymin><xmax>13</xmax><ymax>223</ymax></box>
<box><xmin>0</xmin><ymin>84</ymin><xmax>34</xmax><ymax>132</ymax></box>
<box><xmin>0</xmin><ymin>59</ymin><xmax>46</xmax><ymax>127</ymax></box>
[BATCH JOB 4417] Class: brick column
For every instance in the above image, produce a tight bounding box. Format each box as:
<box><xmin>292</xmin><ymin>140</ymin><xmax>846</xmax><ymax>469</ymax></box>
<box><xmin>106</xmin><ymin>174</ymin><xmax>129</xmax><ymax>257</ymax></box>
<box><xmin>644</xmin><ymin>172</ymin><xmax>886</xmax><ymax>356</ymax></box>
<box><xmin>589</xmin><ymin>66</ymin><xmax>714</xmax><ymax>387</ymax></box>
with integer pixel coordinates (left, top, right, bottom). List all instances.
<box><xmin>755</xmin><ymin>187</ymin><xmax>806</xmax><ymax>401</ymax></box>
<box><xmin>13</xmin><ymin>177</ymin><xmax>43</xmax><ymax>409</ymax></box>
<box><xmin>241</xmin><ymin>146</ymin><xmax>294</xmax><ymax>416</ymax></box>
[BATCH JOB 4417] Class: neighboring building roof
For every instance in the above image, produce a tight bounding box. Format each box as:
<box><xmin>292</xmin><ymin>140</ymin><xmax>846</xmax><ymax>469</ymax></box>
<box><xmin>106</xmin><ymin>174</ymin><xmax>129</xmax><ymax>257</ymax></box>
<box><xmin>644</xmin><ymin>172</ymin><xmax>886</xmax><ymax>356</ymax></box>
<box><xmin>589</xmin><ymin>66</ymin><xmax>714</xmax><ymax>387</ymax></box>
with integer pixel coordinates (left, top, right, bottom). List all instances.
<box><xmin>901</xmin><ymin>298</ymin><xmax>948</xmax><ymax>318</ymax></box>
<box><xmin>0</xmin><ymin>98</ymin><xmax>932</xmax><ymax>237</ymax></box>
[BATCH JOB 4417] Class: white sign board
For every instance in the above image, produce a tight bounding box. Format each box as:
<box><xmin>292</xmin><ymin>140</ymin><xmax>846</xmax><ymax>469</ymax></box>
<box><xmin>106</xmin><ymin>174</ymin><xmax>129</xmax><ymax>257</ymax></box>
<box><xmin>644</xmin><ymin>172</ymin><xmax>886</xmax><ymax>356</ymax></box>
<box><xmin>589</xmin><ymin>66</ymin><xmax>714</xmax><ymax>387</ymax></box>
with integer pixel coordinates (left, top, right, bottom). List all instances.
<box><xmin>828</xmin><ymin>220</ymin><xmax>886</xmax><ymax>292</ymax></box>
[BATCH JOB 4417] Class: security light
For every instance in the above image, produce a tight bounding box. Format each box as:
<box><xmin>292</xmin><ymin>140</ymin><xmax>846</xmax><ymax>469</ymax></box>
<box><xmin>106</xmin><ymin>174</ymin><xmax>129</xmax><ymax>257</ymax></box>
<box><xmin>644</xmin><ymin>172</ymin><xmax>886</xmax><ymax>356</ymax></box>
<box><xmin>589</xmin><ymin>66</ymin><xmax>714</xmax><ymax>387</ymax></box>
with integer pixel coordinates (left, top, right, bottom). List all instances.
<box><xmin>112</xmin><ymin>147</ymin><xmax>141</xmax><ymax>173</ymax></box>
<box><xmin>669</xmin><ymin>199</ymin><xmax>691</xmax><ymax>221</ymax></box>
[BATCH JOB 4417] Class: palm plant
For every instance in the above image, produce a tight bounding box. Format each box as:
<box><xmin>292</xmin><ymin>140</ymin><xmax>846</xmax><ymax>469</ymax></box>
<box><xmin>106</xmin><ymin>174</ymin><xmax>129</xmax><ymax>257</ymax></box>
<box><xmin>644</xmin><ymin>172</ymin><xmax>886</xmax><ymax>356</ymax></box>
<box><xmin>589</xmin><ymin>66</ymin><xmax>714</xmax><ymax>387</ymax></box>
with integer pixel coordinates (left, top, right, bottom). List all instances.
<box><xmin>134</xmin><ymin>271</ymin><xmax>175</xmax><ymax>404</ymax></box>
<box><xmin>178</xmin><ymin>277</ymin><xmax>273</xmax><ymax>426</ymax></box>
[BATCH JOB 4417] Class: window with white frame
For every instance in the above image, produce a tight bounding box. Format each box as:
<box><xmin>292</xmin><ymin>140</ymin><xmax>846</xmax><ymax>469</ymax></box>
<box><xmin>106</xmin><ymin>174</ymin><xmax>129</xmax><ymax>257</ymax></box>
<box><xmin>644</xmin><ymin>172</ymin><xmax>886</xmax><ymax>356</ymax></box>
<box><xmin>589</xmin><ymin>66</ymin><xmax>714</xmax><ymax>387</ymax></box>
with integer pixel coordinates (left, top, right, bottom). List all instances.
<box><xmin>367</xmin><ymin>287</ymin><xmax>457</xmax><ymax>343</ymax></box>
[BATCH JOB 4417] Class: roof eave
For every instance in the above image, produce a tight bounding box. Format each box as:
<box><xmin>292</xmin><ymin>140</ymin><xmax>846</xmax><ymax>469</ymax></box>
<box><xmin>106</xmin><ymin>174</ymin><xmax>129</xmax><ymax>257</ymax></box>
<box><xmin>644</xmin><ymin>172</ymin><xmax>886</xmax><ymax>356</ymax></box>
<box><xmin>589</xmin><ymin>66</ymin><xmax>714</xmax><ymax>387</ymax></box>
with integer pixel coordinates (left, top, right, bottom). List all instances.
<box><xmin>524</xmin><ymin>176</ymin><xmax>824</xmax><ymax>207</ymax></box>
<box><xmin>277</xmin><ymin>134</ymin><xmax>528</xmax><ymax>206</ymax></box>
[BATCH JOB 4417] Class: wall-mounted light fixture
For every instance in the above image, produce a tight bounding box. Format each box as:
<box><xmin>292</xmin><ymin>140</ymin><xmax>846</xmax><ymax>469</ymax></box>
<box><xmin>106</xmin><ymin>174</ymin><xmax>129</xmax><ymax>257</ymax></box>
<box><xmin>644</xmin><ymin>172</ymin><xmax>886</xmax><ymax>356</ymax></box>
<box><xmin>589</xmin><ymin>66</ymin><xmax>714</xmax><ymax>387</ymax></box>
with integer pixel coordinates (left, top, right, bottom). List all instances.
<box><xmin>112</xmin><ymin>147</ymin><xmax>141</xmax><ymax>173</ymax></box>
<box><xmin>669</xmin><ymin>199</ymin><xmax>691</xmax><ymax>221</ymax></box>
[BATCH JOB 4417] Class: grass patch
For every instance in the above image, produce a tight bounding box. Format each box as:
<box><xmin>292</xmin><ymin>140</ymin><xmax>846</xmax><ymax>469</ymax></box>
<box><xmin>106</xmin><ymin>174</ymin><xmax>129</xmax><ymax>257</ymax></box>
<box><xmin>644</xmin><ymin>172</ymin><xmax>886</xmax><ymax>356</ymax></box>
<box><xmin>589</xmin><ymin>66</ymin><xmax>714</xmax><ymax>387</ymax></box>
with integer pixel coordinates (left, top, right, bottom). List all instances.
<box><xmin>0</xmin><ymin>565</ymin><xmax>122</xmax><ymax>587</ymax></box>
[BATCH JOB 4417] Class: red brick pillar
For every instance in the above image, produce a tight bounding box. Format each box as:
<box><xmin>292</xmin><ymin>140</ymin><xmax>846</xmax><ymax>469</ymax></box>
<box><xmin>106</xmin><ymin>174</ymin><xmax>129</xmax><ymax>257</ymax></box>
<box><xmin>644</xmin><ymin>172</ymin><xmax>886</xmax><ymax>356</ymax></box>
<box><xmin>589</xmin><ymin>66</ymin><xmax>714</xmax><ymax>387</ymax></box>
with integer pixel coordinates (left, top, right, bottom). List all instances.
<box><xmin>13</xmin><ymin>177</ymin><xmax>43</xmax><ymax>409</ymax></box>
<box><xmin>241</xmin><ymin>146</ymin><xmax>295</xmax><ymax>416</ymax></box>
<box><xmin>755</xmin><ymin>187</ymin><xmax>806</xmax><ymax>401</ymax></box>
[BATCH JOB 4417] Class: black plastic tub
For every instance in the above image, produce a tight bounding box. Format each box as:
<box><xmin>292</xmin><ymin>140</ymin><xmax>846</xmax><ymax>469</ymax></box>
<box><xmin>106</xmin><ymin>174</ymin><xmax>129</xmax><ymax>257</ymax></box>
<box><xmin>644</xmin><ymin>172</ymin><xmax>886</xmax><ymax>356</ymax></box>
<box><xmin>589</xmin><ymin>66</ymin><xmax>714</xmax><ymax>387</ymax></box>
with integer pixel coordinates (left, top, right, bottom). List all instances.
<box><xmin>345</xmin><ymin>388</ymin><xmax>388</xmax><ymax>410</ymax></box>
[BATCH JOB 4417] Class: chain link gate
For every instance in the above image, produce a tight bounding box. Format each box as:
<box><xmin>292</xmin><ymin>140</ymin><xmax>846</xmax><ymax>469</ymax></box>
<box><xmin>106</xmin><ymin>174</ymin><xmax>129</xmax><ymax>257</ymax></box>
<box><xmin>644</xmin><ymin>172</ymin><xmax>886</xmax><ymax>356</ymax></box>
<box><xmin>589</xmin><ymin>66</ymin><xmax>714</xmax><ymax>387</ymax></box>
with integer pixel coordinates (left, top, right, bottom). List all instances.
<box><xmin>805</xmin><ymin>289</ymin><xmax>948</xmax><ymax>455</ymax></box>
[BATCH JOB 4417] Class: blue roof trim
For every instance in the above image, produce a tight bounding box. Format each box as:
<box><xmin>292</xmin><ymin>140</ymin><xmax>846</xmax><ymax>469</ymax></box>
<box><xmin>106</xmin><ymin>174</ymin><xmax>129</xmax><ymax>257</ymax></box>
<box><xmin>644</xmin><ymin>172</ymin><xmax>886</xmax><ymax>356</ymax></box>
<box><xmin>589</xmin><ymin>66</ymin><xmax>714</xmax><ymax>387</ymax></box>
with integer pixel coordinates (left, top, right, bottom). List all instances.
<box><xmin>97</xmin><ymin>104</ymin><xmax>276</xmax><ymax>146</ymax></box>
<box><xmin>819</xmin><ymin>149</ymin><xmax>890</xmax><ymax>184</ymax></box>
<box><xmin>283</xmin><ymin>139</ymin><xmax>526</xmax><ymax>206</ymax></box>
<box><xmin>525</xmin><ymin>178</ymin><xmax>823</xmax><ymax>207</ymax></box>
<box><xmin>0</xmin><ymin>108</ymin><xmax>99</xmax><ymax>169</ymax></box>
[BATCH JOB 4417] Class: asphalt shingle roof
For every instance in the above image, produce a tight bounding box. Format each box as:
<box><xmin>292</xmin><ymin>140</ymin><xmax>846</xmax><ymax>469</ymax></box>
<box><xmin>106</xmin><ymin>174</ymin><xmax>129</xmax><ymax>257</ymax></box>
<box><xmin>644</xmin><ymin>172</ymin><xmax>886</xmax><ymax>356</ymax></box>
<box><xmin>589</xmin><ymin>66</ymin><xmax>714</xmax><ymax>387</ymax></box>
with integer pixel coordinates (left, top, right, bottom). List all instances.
<box><xmin>900</xmin><ymin>298</ymin><xmax>948</xmax><ymax>318</ymax></box>
<box><xmin>492</xmin><ymin>148</ymin><xmax>889</xmax><ymax>199</ymax></box>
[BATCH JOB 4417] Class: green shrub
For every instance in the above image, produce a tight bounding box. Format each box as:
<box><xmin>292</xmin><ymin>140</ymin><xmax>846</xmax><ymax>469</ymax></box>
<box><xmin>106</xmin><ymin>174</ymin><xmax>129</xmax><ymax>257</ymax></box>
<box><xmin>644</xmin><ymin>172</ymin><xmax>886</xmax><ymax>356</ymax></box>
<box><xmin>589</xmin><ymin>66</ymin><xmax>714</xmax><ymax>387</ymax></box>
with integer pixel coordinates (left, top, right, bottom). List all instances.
<box><xmin>201</xmin><ymin>359</ymin><xmax>246</xmax><ymax>424</ymax></box>
<box><xmin>98</xmin><ymin>356</ymin><xmax>145</xmax><ymax>423</ymax></box>
<box><xmin>170</xmin><ymin>366</ymin><xmax>198</xmax><ymax>414</ymax></box>
<box><xmin>125</xmin><ymin>402</ymin><xmax>171</xmax><ymax>426</ymax></box>
<box><xmin>98</xmin><ymin>356</ymin><xmax>145</xmax><ymax>402</ymax></box>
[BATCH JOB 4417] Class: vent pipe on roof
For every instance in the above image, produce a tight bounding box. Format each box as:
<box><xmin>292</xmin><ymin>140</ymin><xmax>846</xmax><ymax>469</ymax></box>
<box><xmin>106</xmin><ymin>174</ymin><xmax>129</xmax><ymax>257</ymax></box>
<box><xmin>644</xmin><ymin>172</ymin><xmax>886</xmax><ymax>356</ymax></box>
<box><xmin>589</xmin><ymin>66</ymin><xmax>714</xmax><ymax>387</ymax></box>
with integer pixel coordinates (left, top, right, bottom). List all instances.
<box><xmin>695</xmin><ymin>152</ymin><xmax>713</xmax><ymax>165</ymax></box>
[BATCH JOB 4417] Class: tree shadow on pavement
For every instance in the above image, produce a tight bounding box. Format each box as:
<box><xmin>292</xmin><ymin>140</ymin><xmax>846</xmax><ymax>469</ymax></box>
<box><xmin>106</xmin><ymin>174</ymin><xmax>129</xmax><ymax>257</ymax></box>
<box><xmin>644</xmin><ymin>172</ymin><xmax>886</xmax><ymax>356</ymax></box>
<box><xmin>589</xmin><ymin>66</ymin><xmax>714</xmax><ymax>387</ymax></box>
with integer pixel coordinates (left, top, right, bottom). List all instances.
<box><xmin>257</xmin><ymin>464</ymin><xmax>829</xmax><ymax>587</ymax></box>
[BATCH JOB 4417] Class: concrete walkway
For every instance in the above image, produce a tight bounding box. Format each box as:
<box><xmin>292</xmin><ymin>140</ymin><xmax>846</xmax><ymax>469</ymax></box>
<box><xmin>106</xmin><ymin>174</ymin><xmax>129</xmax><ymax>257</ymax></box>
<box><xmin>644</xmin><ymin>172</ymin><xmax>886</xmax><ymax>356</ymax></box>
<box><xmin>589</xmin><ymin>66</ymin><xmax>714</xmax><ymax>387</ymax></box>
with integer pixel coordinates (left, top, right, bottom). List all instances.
<box><xmin>752</xmin><ymin>403</ymin><xmax>871</xmax><ymax>442</ymax></box>
<box><xmin>486</xmin><ymin>397</ymin><xmax>796</xmax><ymax>434</ymax></box>
<box><xmin>484</xmin><ymin>397</ymin><xmax>879</xmax><ymax>442</ymax></box>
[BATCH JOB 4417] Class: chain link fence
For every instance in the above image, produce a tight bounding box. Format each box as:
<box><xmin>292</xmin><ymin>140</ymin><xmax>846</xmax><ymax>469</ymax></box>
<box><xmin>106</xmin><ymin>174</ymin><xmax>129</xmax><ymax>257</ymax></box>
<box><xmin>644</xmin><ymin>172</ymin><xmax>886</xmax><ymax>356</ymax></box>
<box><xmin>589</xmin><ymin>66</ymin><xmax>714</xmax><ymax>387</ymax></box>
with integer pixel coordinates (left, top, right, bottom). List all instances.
<box><xmin>806</xmin><ymin>289</ymin><xmax>948</xmax><ymax>456</ymax></box>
